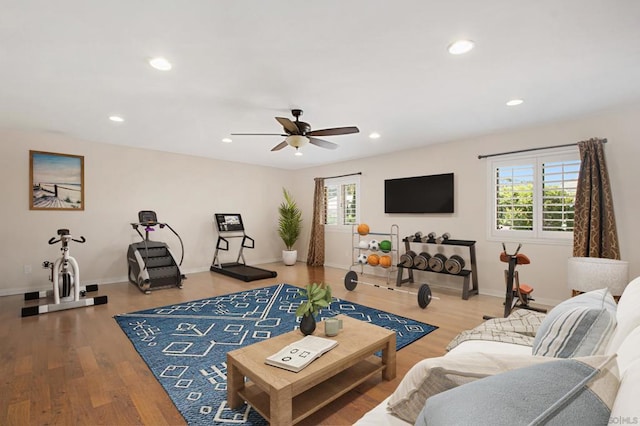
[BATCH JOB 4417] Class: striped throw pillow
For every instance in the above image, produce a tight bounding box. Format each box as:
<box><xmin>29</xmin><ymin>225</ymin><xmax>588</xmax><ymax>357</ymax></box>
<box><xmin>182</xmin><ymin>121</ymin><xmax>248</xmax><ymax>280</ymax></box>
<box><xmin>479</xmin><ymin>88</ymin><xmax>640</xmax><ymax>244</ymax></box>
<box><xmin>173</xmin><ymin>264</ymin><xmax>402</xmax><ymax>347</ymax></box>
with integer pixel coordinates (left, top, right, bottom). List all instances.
<box><xmin>532</xmin><ymin>288</ymin><xmax>617</xmax><ymax>358</ymax></box>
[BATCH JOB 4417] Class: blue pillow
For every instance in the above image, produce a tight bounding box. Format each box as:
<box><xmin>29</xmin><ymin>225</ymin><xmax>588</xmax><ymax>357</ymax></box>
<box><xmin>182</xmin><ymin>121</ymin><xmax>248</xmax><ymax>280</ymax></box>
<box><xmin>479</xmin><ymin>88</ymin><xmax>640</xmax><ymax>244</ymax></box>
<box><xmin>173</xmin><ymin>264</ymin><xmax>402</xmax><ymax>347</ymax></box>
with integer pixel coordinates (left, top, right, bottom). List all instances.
<box><xmin>416</xmin><ymin>355</ymin><xmax>619</xmax><ymax>426</ymax></box>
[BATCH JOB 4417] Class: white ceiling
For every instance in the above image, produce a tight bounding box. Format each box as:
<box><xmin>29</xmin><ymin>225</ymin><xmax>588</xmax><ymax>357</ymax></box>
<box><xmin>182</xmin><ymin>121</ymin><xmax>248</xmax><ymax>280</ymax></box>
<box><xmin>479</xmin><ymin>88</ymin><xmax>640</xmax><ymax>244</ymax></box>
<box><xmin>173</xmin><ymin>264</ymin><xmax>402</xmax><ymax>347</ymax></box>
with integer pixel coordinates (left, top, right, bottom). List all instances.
<box><xmin>2</xmin><ymin>1</ymin><xmax>640</xmax><ymax>170</ymax></box>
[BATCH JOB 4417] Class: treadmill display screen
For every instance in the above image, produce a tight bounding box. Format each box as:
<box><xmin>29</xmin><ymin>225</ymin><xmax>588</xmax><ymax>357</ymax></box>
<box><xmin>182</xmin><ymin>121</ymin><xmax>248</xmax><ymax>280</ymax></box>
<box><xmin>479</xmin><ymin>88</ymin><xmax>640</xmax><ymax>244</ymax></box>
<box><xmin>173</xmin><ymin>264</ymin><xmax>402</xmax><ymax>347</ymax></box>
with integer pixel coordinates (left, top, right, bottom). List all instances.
<box><xmin>215</xmin><ymin>213</ymin><xmax>244</xmax><ymax>232</ymax></box>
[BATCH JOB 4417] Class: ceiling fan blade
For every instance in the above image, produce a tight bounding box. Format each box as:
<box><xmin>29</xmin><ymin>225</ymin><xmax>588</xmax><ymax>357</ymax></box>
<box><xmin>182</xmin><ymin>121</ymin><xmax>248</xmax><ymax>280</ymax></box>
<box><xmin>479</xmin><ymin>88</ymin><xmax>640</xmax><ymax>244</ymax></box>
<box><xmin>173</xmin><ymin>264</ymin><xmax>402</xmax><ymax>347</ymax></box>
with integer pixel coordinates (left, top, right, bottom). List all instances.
<box><xmin>231</xmin><ymin>133</ymin><xmax>287</xmax><ymax>136</ymax></box>
<box><xmin>307</xmin><ymin>126</ymin><xmax>359</xmax><ymax>137</ymax></box>
<box><xmin>271</xmin><ymin>140</ymin><xmax>289</xmax><ymax>151</ymax></box>
<box><xmin>275</xmin><ymin>117</ymin><xmax>300</xmax><ymax>134</ymax></box>
<box><xmin>309</xmin><ymin>137</ymin><xmax>338</xmax><ymax>150</ymax></box>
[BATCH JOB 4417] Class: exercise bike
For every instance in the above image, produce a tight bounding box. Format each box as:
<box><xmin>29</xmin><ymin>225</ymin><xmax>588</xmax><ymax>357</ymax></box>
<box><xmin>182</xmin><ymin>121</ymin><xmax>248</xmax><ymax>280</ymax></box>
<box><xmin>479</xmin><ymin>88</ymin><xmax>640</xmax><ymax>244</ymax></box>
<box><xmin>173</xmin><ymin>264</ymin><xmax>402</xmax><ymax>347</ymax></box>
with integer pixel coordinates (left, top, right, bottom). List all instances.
<box><xmin>22</xmin><ymin>229</ymin><xmax>108</xmax><ymax>317</ymax></box>
<box><xmin>498</xmin><ymin>243</ymin><xmax>547</xmax><ymax>318</ymax></box>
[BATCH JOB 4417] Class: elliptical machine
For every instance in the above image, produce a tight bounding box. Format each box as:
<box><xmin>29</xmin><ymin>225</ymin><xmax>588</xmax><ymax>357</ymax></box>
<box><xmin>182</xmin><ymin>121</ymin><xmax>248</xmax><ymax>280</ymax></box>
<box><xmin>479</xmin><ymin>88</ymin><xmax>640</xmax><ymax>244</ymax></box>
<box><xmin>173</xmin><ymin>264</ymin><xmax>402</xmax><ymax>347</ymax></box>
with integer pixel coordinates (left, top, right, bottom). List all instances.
<box><xmin>127</xmin><ymin>210</ymin><xmax>185</xmax><ymax>294</ymax></box>
<box><xmin>22</xmin><ymin>229</ymin><xmax>108</xmax><ymax>317</ymax></box>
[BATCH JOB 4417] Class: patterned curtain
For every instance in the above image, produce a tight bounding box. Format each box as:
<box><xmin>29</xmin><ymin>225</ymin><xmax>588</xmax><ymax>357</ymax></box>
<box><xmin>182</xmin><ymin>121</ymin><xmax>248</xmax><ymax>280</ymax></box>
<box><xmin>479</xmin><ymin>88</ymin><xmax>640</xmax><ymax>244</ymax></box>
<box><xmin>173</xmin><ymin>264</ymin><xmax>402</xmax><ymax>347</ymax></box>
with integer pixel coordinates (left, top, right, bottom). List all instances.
<box><xmin>306</xmin><ymin>178</ymin><xmax>325</xmax><ymax>266</ymax></box>
<box><xmin>572</xmin><ymin>138</ymin><xmax>620</xmax><ymax>259</ymax></box>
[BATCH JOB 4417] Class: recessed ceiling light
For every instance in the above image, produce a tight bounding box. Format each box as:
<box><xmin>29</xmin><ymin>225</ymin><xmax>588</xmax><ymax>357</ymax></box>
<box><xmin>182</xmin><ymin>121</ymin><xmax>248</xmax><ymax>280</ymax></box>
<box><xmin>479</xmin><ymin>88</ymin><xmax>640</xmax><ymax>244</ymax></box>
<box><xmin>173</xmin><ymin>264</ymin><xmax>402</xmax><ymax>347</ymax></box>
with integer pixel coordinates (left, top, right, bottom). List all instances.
<box><xmin>448</xmin><ymin>39</ymin><xmax>475</xmax><ymax>55</ymax></box>
<box><xmin>109</xmin><ymin>115</ymin><xmax>124</xmax><ymax>122</ymax></box>
<box><xmin>222</xmin><ymin>138</ymin><xmax>232</xmax><ymax>143</ymax></box>
<box><xmin>369</xmin><ymin>132</ymin><xmax>381</xmax><ymax>139</ymax></box>
<box><xmin>294</xmin><ymin>150</ymin><xmax>303</xmax><ymax>157</ymax></box>
<box><xmin>149</xmin><ymin>57</ymin><xmax>172</xmax><ymax>71</ymax></box>
<box><xmin>506</xmin><ymin>99</ymin><xmax>524</xmax><ymax>106</ymax></box>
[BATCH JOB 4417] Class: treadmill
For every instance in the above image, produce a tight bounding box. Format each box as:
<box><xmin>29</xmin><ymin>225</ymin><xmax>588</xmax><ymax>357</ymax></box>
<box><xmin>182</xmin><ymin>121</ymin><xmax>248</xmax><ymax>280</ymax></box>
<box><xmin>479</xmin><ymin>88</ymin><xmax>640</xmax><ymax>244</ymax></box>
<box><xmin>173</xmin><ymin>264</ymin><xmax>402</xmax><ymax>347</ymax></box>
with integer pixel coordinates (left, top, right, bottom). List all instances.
<box><xmin>210</xmin><ymin>213</ymin><xmax>277</xmax><ymax>282</ymax></box>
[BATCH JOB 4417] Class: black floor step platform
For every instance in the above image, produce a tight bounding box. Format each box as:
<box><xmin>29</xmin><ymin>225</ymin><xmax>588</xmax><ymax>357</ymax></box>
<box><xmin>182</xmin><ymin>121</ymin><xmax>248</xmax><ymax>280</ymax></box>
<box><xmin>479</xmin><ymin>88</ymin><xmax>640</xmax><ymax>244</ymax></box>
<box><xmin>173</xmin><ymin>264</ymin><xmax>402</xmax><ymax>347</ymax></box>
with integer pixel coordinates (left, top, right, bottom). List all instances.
<box><xmin>210</xmin><ymin>262</ymin><xmax>277</xmax><ymax>282</ymax></box>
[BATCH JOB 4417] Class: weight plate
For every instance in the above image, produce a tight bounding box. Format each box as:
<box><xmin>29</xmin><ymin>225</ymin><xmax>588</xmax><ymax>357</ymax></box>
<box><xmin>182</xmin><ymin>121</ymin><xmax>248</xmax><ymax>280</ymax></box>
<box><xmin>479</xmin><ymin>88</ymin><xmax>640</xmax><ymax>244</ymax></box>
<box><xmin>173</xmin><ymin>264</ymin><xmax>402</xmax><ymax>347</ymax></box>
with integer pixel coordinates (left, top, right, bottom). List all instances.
<box><xmin>428</xmin><ymin>254</ymin><xmax>447</xmax><ymax>272</ymax></box>
<box><xmin>413</xmin><ymin>255</ymin><xmax>426</xmax><ymax>270</ymax></box>
<box><xmin>415</xmin><ymin>252</ymin><xmax>430</xmax><ymax>270</ymax></box>
<box><xmin>344</xmin><ymin>270</ymin><xmax>358</xmax><ymax>291</ymax></box>
<box><xmin>418</xmin><ymin>284</ymin><xmax>432</xmax><ymax>309</ymax></box>
<box><xmin>445</xmin><ymin>254</ymin><xmax>465</xmax><ymax>274</ymax></box>
<box><xmin>400</xmin><ymin>250</ymin><xmax>416</xmax><ymax>267</ymax></box>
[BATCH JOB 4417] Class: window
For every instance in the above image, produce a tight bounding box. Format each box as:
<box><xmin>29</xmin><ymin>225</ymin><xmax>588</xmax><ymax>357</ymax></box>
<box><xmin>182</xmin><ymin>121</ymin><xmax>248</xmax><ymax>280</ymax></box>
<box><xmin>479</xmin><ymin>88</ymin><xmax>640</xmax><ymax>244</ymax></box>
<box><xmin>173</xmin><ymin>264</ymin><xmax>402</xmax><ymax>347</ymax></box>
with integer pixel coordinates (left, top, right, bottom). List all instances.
<box><xmin>488</xmin><ymin>148</ymin><xmax>580</xmax><ymax>242</ymax></box>
<box><xmin>323</xmin><ymin>175</ymin><xmax>360</xmax><ymax>228</ymax></box>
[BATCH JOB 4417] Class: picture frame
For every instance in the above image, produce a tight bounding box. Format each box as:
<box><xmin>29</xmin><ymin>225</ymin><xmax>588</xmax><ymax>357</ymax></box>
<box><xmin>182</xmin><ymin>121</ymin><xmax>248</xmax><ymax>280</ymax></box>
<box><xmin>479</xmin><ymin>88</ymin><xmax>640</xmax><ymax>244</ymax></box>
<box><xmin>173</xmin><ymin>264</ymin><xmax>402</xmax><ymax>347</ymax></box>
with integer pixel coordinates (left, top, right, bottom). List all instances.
<box><xmin>29</xmin><ymin>150</ymin><xmax>84</xmax><ymax>211</ymax></box>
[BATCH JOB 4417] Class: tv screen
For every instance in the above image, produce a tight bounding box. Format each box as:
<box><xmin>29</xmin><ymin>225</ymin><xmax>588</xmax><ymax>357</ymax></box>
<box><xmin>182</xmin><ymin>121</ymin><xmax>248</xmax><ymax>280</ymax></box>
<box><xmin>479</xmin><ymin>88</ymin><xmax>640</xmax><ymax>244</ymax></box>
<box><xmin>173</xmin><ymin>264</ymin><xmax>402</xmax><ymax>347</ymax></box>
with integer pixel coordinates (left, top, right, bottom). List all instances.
<box><xmin>384</xmin><ymin>173</ymin><xmax>454</xmax><ymax>213</ymax></box>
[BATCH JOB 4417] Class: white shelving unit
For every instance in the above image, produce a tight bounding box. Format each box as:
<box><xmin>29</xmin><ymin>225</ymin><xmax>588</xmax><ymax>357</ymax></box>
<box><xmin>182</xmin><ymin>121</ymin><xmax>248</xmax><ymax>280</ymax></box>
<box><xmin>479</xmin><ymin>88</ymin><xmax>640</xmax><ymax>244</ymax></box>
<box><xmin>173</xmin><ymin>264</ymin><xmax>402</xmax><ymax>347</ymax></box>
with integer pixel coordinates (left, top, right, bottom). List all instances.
<box><xmin>350</xmin><ymin>224</ymin><xmax>400</xmax><ymax>284</ymax></box>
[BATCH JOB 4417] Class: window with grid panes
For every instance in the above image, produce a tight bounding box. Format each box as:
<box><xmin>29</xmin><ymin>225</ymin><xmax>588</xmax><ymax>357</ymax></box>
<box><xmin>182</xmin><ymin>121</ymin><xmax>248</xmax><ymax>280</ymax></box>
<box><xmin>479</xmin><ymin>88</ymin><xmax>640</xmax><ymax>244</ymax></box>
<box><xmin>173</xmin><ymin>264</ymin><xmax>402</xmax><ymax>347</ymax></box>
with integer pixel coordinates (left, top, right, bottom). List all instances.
<box><xmin>323</xmin><ymin>175</ymin><xmax>360</xmax><ymax>228</ymax></box>
<box><xmin>488</xmin><ymin>148</ymin><xmax>580</xmax><ymax>242</ymax></box>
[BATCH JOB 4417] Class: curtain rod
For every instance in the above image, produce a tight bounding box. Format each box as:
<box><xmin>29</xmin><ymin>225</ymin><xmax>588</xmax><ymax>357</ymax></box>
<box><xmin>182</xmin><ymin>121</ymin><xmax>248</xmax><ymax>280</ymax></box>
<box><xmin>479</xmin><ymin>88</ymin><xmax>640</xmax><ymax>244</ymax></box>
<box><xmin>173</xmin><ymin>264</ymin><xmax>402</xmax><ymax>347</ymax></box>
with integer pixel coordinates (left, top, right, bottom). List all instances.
<box><xmin>477</xmin><ymin>139</ymin><xmax>608</xmax><ymax>160</ymax></box>
<box><xmin>318</xmin><ymin>172</ymin><xmax>362</xmax><ymax>179</ymax></box>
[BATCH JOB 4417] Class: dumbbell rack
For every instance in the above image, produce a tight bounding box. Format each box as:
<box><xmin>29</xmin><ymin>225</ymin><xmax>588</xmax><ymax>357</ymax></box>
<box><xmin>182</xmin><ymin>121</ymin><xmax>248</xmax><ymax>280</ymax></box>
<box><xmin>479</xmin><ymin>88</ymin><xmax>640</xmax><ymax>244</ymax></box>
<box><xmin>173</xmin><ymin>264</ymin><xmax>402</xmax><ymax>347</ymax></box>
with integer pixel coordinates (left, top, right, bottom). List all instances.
<box><xmin>396</xmin><ymin>237</ymin><xmax>479</xmax><ymax>300</ymax></box>
<box><xmin>351</xmin><ymin>224</ymin><xmax>400</xmax><ymax>284</ymax></box>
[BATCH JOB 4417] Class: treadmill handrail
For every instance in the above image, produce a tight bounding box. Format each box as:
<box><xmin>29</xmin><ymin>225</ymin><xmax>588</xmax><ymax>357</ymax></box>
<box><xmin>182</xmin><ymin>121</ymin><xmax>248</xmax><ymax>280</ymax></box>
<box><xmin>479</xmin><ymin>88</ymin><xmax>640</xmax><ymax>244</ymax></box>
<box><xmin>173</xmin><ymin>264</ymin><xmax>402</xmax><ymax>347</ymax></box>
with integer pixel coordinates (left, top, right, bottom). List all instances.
<box><xmin>217</xmin><ymin>236</ymin><xmax>229</xmax><ymax>251</ymax></box>
<box><xmin>242</xmin><ymin>235</ymin><xmax>255</xmax><ymax>249</ymax></box>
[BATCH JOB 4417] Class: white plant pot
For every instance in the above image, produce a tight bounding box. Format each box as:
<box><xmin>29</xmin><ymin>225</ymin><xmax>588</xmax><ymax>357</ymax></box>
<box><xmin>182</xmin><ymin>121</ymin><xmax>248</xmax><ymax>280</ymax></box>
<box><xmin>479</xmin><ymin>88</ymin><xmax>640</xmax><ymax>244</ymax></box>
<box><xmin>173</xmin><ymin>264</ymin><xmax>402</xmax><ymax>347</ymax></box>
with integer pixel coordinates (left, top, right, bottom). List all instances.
<box><xmin>282</xmin><ymin>250</ymin><xmax>298</xmax><ymax>266</ymax></box>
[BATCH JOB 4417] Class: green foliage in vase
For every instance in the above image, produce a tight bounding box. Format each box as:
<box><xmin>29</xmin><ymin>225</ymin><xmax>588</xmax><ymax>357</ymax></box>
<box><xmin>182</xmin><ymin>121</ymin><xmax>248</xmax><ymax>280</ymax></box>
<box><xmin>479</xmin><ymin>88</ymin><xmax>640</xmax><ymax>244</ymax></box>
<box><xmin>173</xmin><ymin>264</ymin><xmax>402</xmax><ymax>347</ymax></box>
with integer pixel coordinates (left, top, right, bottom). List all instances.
<box><xmin>278</xmin><ymin>188</ymin><xmax>302</xmax><ymax>250</ymax></box>
<box><xmin>295</xmin><ymin>283</ymin><xmax>332</xmax><ymax>318</ymax></box>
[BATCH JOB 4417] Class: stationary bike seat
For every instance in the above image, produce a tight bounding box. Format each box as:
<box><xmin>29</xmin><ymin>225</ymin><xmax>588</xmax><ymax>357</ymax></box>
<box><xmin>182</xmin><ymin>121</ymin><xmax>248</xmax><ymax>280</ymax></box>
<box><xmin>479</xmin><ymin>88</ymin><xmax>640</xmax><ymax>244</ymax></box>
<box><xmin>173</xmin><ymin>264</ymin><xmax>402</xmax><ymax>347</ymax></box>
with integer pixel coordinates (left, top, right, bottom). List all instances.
<box><xmin>519</xmin><ymin>284</ymin><xmax>533</xmax><ymax>294</ymax></box>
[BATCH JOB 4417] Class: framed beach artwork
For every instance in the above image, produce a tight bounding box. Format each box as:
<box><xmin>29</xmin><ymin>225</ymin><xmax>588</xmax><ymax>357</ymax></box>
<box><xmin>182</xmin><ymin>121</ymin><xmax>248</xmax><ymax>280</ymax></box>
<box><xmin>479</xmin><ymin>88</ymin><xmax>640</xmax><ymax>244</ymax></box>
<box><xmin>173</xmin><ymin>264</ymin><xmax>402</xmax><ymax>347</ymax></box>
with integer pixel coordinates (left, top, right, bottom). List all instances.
<box><xmin>29</xmin><ymin>150</ymin><xmax>84</xmax><ymax>211</ymax></box>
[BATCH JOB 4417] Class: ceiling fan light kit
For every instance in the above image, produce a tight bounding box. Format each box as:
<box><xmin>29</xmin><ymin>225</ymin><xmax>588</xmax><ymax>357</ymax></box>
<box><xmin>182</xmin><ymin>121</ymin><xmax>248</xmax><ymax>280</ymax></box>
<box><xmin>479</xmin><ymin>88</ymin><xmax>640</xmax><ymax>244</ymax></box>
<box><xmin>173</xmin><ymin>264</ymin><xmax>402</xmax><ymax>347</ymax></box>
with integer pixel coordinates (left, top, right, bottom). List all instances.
<box><xmin>285</xmin><ymin>135</ymin><xmax>309</xmax><ymax>148</ymax></box>
<box><xmin>231</xmin><ymin>109</ymin><xmax>359</xmax><ymax>153</ymax></box>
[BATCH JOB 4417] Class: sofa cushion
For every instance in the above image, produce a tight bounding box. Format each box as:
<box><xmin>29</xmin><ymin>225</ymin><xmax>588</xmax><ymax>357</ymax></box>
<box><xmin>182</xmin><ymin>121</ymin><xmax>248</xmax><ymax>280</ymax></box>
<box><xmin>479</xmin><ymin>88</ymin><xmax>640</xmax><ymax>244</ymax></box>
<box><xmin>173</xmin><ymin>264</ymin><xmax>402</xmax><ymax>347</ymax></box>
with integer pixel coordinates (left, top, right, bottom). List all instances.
<box><xmin>386</xmin><ymin>352</ymin><xmax>556</xmax><ymax>424</ymax></box>
<box><xmin>532</xmin><ymin>288</ymin><xmax>616</xmax><ymax>357</ymax></box>
<box><xmin>607</xmin><ymin>276</ymin><xmax>640</xmax><ymax>353</ymax></box>
<box><xmin>615</xmin><ymin>324</ymin><xmax>640</xmax><ymax>374</ymax></box>
<box><xmin>416</xmin><ymin>354</ymin><xmax>619</xmax><ymax>426</ymax></box>
<box><xmin>610</xmin><ymin>359</ymin><xmax>640</xmax><ymax>420</ymax></box>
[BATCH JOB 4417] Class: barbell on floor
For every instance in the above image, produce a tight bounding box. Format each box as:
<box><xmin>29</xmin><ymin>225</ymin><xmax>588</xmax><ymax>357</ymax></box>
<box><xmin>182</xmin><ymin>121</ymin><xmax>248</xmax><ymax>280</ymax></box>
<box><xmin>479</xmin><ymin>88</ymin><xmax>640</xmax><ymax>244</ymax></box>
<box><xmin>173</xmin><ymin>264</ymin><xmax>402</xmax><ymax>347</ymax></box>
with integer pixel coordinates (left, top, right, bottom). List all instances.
<box><xmin>344</xmin><ymin>270</ymin><xmax>438</xmax><ymax>309</ymax></box>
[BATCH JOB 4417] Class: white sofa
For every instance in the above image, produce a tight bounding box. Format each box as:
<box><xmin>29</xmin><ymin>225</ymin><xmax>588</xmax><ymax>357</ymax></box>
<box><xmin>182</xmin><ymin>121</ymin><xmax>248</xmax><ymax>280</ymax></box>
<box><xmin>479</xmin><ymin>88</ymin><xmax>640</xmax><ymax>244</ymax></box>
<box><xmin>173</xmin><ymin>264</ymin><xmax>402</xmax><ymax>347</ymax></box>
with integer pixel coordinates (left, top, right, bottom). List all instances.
<box><xmin>355</xmin><ymin>276</ymin><xmax>640</xmax><ymax>425</ymax></box>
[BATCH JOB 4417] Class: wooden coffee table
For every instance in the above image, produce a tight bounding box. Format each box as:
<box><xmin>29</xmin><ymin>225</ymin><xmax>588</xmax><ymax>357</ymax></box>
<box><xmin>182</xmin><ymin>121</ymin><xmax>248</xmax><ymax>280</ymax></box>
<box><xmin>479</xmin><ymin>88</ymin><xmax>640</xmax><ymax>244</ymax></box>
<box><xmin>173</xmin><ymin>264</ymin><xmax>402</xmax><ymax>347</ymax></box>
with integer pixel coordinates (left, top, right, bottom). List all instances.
<box><xmin>227</xmin><ymin>314</ymin><xmax>396</xmax><ymax>425</ymax></box>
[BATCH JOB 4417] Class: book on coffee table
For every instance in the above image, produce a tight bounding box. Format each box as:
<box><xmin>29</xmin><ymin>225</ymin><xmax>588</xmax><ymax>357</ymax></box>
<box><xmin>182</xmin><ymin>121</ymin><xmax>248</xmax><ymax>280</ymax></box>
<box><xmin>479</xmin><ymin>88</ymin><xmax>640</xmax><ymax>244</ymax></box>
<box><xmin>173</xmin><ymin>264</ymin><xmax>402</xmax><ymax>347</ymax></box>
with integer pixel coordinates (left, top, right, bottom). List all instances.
<box><xmin>265</xmin><ymin>335</ymin><xmax>338</xmax><ymax>373</ymax></box>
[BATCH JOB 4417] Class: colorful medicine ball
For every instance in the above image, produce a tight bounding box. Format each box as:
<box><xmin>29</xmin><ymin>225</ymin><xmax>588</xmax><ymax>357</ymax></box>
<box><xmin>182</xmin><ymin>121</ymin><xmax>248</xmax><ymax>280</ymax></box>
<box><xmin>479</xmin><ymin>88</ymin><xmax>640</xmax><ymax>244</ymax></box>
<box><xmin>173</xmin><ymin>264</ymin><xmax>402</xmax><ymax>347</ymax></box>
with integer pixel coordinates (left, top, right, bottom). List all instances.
<box><xmin>368</xmin><ymin>239</ymin><xmax>379</xmax><ymax>251</ymax></box>
<box><xmin>379</xmin><ymin>240</ymin><xmax>392</xmax><ymax>253</ymax></box>
<box><xmin>379</xmin><ymin>255</ymin><xmax>392</xmax><ymax>268</ymax></box>
<box><xmin>357</xmin><ymin>223</ymin><xmax>370</xmax><ymax>235</ymax></box>
<box><xmin>367</xmin><ymin>254</ymin><xmax>380</xmax><ymax>266</ymax></box>
<box><xmin>358</xmin><ymin>240</ymin><xmax>369</xmax><ymax>249</ymax></box>
<box><xmin>357</xmin><ymin>254</ymin><xmax>368</xmax><ymax>264</ymax></box>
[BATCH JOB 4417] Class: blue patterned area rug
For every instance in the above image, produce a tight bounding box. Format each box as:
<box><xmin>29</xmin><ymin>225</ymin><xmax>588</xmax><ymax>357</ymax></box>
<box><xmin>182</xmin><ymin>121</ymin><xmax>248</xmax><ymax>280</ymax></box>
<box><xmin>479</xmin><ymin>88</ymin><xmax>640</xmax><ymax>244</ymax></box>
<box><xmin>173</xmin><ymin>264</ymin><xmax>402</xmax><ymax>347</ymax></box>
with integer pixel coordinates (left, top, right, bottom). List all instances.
<box><xmin>114</xmin><ymin>283</ymin><xmax>437</xmax><ymax>425</ymax></box>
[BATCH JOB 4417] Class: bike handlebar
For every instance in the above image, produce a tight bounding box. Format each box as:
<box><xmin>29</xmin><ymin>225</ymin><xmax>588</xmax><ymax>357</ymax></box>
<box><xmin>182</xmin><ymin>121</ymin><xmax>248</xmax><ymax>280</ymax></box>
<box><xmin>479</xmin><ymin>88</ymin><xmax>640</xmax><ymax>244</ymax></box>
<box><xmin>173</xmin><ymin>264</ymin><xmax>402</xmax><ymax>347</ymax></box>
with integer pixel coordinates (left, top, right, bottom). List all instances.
<box><xmin>48</xmin><ymin>235</ymin><xmax>86</xmax><ymax>245</ymax></box>
<box><xmin>131</xmin><ymin>221</ymin><xmax>166</xmax><ymax>228</ymax></box>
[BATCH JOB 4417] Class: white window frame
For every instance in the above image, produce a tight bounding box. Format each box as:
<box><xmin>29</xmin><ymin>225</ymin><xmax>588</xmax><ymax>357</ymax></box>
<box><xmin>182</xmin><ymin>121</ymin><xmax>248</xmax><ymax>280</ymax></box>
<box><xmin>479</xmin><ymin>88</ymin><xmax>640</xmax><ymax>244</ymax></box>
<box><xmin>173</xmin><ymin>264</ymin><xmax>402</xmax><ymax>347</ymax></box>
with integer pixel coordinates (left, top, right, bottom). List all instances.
<box><xmin>487</xmin><ymin>147</ymin><xmax>580</xmax><ymax>245</ymax></box>
<box><xmin>323</xmin><ymin>175</ymin><xmax>360</xmax><ymax>231</ymax></box>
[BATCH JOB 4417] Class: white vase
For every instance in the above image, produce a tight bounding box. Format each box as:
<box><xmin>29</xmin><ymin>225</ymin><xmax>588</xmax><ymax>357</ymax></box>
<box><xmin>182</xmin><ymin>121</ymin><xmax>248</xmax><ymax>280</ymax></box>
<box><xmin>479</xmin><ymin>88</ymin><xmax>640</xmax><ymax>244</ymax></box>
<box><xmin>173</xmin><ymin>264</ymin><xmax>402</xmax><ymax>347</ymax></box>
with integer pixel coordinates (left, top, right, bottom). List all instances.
<box><xmin>282</xmin><ymin>250</ymin><xmax>297</xmax><ymax>266</ymax></box>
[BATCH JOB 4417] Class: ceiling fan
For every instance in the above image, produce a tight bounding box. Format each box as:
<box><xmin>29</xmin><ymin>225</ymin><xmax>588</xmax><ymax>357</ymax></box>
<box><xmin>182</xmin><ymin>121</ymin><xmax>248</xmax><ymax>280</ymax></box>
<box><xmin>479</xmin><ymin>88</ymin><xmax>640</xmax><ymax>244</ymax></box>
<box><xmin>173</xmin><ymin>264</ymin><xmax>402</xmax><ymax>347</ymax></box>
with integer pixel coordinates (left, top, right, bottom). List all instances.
<box><xmin>231</xmin><ymin>109</ymin><xmax>359</xmax><ymax>153</ymax></box>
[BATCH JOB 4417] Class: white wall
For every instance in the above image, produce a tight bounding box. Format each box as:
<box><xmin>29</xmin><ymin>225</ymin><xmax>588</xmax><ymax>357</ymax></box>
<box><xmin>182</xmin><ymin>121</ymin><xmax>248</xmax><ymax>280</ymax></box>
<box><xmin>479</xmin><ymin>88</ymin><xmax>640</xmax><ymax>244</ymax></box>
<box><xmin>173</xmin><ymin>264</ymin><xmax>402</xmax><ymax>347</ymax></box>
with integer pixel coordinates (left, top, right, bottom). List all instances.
<box><xmin>0</xmin><ymin>129</ymin><xmax>290</xmax><ymax>295</ymax></box>
<box><xmin>2</xmin><ymin>103</ymin><xmax>639</xmax><ymax>304</ymax></box>
<box><xmin>292</xmin><ymin>103</ymin><xmax>640</xmax><ymax>306</ymax></box>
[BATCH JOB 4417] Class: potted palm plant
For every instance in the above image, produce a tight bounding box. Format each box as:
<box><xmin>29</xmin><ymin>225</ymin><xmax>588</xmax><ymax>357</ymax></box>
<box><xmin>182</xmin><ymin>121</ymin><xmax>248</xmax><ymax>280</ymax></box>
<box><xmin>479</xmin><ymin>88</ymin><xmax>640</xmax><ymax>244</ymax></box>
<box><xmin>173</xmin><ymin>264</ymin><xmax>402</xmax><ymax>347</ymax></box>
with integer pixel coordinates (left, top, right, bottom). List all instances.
<box><xmin>295</xmin><ymin>283</ymin><xmax>332</xmax><ymax>335</ymax></box>
<box><xmin>278</xmin><ymin>188</ymin><xmax>302</xmax><ymax>265</ymax></box>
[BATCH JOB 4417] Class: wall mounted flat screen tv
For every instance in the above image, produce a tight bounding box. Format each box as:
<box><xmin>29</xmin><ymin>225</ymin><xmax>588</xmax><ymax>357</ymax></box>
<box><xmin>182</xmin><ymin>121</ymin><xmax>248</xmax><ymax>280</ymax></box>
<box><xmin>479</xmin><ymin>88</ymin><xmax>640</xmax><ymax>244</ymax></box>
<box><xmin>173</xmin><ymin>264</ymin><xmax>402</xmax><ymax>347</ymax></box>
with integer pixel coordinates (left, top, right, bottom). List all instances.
<box><xmin>385</xmin><ymin>173</ymin><xmax>454</xmax><ymax>213</ymax></box>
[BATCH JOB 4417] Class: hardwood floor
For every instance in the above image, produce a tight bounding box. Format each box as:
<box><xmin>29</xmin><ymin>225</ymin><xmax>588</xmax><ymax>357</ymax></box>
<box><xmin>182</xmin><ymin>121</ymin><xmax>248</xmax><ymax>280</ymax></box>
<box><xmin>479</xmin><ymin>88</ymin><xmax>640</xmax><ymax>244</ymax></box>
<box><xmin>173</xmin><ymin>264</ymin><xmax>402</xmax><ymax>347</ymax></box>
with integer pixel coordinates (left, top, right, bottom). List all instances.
<box><xmin>0</xmin><ymin>263</ymin><xmax>513</xmax><ymax>425</ymax></box>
